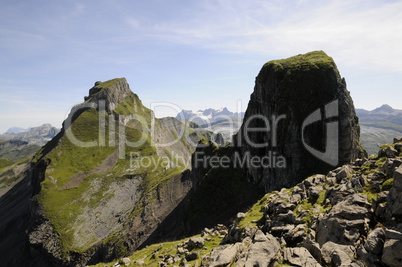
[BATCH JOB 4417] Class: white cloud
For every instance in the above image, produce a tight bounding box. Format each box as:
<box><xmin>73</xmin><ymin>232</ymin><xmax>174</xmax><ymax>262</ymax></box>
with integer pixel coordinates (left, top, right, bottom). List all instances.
<box><xmin>142</xmin><ymin>0</ymin><xmax>402</xmax><ymax>73</ymax></box>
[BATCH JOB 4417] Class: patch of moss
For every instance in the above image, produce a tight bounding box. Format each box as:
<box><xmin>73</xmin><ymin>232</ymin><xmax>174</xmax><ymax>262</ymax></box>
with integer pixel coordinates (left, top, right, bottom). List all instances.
<box><xmin>93</xmin><ymin>78</ymin><xmax>124</xmax><ymax>90</ymax></box>
<box><xmin>293</xmin><ymin>189</ymin><xmax>330</xmax><ymax>224</ymax></box>
<box><xmin>381</xmin><ymin>178</ymin><xmax>394</xmax><ymax>191</ymax></box>
<box><xmin>375</xmin><ymin>157</ymin><xmax>387</xmax><ymax>168</ymax></box>
<box><xmin>264</xmin><ymin>51</ymin><xmax>334</xmax><ymax>71</ymax></box>
<box><xmin>362</xmin><ymin>182</ymin><xmax>380</xmax><ymax>203</ymax></box>
<box><xmin>238</xmin><ymin>193</ymin><xmax>270</xmax><ymax>228</ymax></box>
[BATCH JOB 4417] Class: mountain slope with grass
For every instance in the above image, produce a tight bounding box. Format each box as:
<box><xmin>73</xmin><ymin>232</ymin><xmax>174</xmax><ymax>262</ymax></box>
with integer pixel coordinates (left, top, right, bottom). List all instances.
<box><xmin>0</xmin><ymin>78</ymin><xmax>221</xmax><ymax>266</ymax></box>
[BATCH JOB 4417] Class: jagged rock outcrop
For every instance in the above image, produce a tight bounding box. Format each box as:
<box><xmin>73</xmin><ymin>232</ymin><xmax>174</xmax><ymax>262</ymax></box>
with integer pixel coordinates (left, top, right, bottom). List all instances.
<box><xmin>234</xmin><ymin>51</ymin><xmax>364</xmax><ymax>192</ymax></box>
<box><xmin>83</xmin><ymin>78</ymin><xmax>132</xmax><ymax>113</ymax></box>
<box><xmin>194</xmin><ymin>137</ymin><xmax>402</xmax><ymax>267</ymax></box>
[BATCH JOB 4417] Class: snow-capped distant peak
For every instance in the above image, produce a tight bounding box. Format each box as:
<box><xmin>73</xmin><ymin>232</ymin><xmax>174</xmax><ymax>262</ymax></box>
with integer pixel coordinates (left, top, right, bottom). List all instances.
<box><xmin>175</xmin><ymin>107</ymin><xmax>245</xmax><ymax>126</ymax></box>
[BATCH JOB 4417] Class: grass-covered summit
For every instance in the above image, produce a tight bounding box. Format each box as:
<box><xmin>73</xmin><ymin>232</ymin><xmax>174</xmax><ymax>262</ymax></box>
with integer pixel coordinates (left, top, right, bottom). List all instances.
<box><xmin>264</xmin><ymin>50</ymin><xmax>335</xmax><ymax>70</ymax></box>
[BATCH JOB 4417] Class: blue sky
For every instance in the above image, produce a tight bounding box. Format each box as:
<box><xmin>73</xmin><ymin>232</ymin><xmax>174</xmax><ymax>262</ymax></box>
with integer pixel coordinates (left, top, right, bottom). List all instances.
<box><xmin>1</xmin><ymin>0</ymin><xmax>402</xmax><ymax>133</ymax></box>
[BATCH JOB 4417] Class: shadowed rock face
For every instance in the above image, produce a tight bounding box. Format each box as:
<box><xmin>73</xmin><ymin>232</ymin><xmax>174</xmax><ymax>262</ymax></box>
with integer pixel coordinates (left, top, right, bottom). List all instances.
<box><xmin>234</xmin><ymin>51</ymin><xmax>364</xmax><ymax>192</ymax></box>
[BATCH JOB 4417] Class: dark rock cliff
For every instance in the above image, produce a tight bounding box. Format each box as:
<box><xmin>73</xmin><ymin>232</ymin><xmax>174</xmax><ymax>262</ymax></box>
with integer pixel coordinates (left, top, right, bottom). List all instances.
<box><xmin>234</xmin><ymin>51</ymin><xmax>365</xmax><ymax>192</ymax></box>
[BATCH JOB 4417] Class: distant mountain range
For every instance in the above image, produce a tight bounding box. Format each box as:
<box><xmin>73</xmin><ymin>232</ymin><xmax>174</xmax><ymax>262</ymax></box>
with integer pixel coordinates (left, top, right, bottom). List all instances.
<box><xmin>175</xmin><ymin>105</ymin><xmax>402</xmax><ymax>156</ymax></box>
<box><xmin>356</xmin><ymin>104</ymin><xmax>402</xmax><ymax>155</ymax></box>
<box><xmin>175</xmin><ymin>108</ymin><xmax>244</xmax><ymax>140</ymax></box>
<box><xmin>0</xmin><ymin>124</ymin><xmax>59</xmax><ymax>146</ymax></box>
<box><xmin>0</xmin><ymin>124</ymin><xmax>60</xmax><ymax>162</ymax></box>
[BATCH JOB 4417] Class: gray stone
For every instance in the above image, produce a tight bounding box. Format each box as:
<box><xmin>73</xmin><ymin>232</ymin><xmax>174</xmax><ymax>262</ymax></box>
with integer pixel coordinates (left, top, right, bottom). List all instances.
<box><xmin>253</xmin><ymin>230</ymin><xmax>268</xmax><ymax>242</ymax></box>
<box><xmin>331</xmin><ymin>249</ymin><xmax>352</xmax><ymax>266</ymax></box>
<box><xmin>308</xmin><ymin>185</ymin><xmax>323</xmax><ymax>199</ymax></box>
<box><xmin>177</xmin><ymin>247</ymin><xmax>187</xmax><ymax>255</ymax></box>
<box><xmin>357</xmin><ymin>245</ymin><xmax>381</xmax><ymax>267</ymax></box>
<box><xmin>386</xmin><ymin>146</ymin><xmax>399</xmax><ymax>158</ymax></box>
<box><xmin>321</xmin><ymin>242</ymin><xmax>355</xmax><ymax>265</ymax></box>
<box><xmin>134</xmin><ymin>259</ymin><xmax>145</xmax><ymax>266</ymax></box>
<box><xmin>336</xmin><ymin>165</ymin><xmax>354</xmax><ymax>183</ymax></box>
<box><xmin>284</xmin><ymin>247</ymin><xmax>321</xmax><ymax>267</ymax></box>
<box><xmin>276</xmin><ymin>202</ymin><xmax>296</xmax><ymax>214</ymax></box>
<box><xmin>208</xmin><ymin>243</ymin><xmax>242</xmax><ymax>267</ymax></box>
<box><xmin>276</xmin><ymin>210</ymin><xmax>296</xmax><ymax>224</ymax></box>
<box><xmin>299</xmin><ymin>239</ymin><xmax>322</xmax><ymax>261</ymax></box>
<box><xmin>244</xmin><ymin>233</ymin><xmax>280</xmax><ymax>267</ymax></box>
<box><xmin>237</xmin><ymin>212</ymin><xmax>246</xmax><ymax>220</ymax></box>
<box><xmin>303</xmin><ymin>175</ymin><xmax>326</xmax><ymax>188</ymax></box>
<box><xmin>395</xmin><ymin>143</ymin><xmax>402</xmax><ymax>153</ymax></box>
<box><xmin>393</xmin><ymin>165</ymin><xmax>402</xmax><ymax>191</ymax></box>
<box><xmin>185</xmin><ymin>251</ymin><xmax>200</xmax><ymax>261</ymax></box>
<box><xmin>364</xmin><ymin>228</ymin><xmax>385</xmax><ymax>254</ymax></box>
<box><xmin>383</xmin><ymin>158</ymin><xmax>402</xmax><ymax>177</ymax></box>
<box><xmin>121</xmin><ymin>257</ymin><xmax>130</xmax><ymax>266</ymax></box>
<box><xmin>382</xmin><ymin>238</ymin><xmax>402</xmax><ymax>267</ymax></box>
<box><xmin>317</xmin><ymin>194</ymin><xmax>370</xmax><ymax>246</ymax></box>
<box><xmin>284</xmin><ymin>224</ymin><xmax>307</xmax><ymax>247</ymax></box>
<box><xmin>328</xmin><ymin>194</ymin><xmax>370</xmax><ymax>220</ymax></box>
<box><xmin>187</xmin><ymin>237</ymin><xmax>205</xmax><ymax>250</ymax></box>
<box><xmin>394</xmin><ymin>137</ymin><xmax>402</xmax><ymax>143</ymax></box>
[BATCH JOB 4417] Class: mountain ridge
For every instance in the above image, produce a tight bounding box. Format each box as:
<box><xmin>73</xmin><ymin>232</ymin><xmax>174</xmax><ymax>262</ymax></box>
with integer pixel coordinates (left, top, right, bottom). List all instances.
<box><xmin>1</xmin><ymin>51</ymin><xmax>393</xmax><ymax>267</ymax></box>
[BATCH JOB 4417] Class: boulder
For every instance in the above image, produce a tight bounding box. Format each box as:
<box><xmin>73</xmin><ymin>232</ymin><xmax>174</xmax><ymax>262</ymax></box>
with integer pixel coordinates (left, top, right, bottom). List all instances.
<box><xmin>335</xmin><ymin>165</ymin><xmax>354</xmax><ymax>183</ymax></box>
<box><xmin>185</xmin><ymin>251</ymin><xmax>200</xmax><ymax>261</ymax></box>
<box><xmin>382</xmin><ymin>226</ymin><xmax>402</xmax><ymax>267</ymax></box>
<box><xmin>317</xmin><ymin>194</ymin><xmax>370</xmax><ymax>246</ymax></box>
<box><xmin>364</xmin><ymin>228</ymin><xmax>385</xmax><ymax>254</ymax></box>
<box><xmin>331</xmin><ymin>249</ymin><xmax>352</xmax><ymax>266</ymax></box>
<box><xmin>382</xmin><ymin>239</ymin><xmax>402</xmax><ymax>267</ymax></box>
<box><xmin>321</xmin><ymin>241</ymin><xmax>355</xmax><ymax>265</ymax></box>
<box><xmin>299</xmin><ymin>239</ymin><xmax>322</xmax><ymax>262</ymax></box>
<box><xmin>186</xmin><ymin>237</ymin><xmax>205</xmax><ymax>250</ymax></box>
<box><xmin>283</xmin><ymin>247</ymin><xmax>321</xmax><ymax>267</ymax></box>
<box><xmin>253</xmin><ymin>230</ymin><xmax>268</xmax><ymax>242</ymax></box>
<box><xmin>303</xmin><ymin>175</ymin><xmax>326</xmax><ymax>188</ymax></box>
<box><xmin>244</xmin><ymin>233</ymin><xmax>280</xmax><ymax>266</ymax></box>
<box><xmin>357</xmin><ymin>245</ymin><xmax>381</xmax><ymax>267</ymax></box>
<box><xmin>121</xmin><ymin>257</ymin><xmax>130</xmax><ymax>266</ymax></box>
<box><xmin>394</xmin><ymin>137</ymin><xmax>402</xmax><ymax>143</ymax></box>
<box><xmin>393</xmin><ymin>165</ymin><xmax>402</xmax><ymax>192</ymax></box>
<box><xmin>283</xmin><ymin>224</ymin><xmax>307</xmax><ymax>247</ymax></box>
<box><xmin>383</xmin><ymin>158</ymin><xmax>402</xmax><ymax>177</ymax></box>
<box><xmin>207</xmin><ymin>243</ymin><xmax>242</xmax><ymax>267</ymax></box>
<box><xmin>386</xmin><ymin>146</ymin><xmax>399</xmax><ymax>158</ymax></box>
<box><xmin>395</xmin><ymin>143</ymin><xmax>402</xmax><ymax>152</ymax></box>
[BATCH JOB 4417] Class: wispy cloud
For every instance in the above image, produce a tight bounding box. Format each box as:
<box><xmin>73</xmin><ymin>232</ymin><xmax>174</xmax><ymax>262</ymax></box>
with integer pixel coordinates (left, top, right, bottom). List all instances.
<box><xmin>135</xmin><ymin>0</ymin><xmax>402</xmax><ymax>72</ymax></box>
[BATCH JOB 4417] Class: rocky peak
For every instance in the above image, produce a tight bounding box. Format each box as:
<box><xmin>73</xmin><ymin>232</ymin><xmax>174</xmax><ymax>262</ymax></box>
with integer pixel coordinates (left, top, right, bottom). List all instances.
<box><xmin>372</xmin><ymin>104</ymin><xmax>396</xmax><ymax>115</ymax></box>
<box><xmin>234</xmin><ymin>50</ymin><xmax>364</xmax><ymax>192</ymax></box>
<box><xmin>84</xmin><ymin>78</ymin><xmax>133</xmax><ymax>113</ymax></box>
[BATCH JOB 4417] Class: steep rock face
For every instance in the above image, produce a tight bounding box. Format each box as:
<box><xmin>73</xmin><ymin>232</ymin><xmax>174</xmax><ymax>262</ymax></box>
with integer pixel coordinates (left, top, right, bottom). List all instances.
<box><xmin>234</xmin><ymin>51</ymin><xmax>364</xmax><ymax>192</ymax></box>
